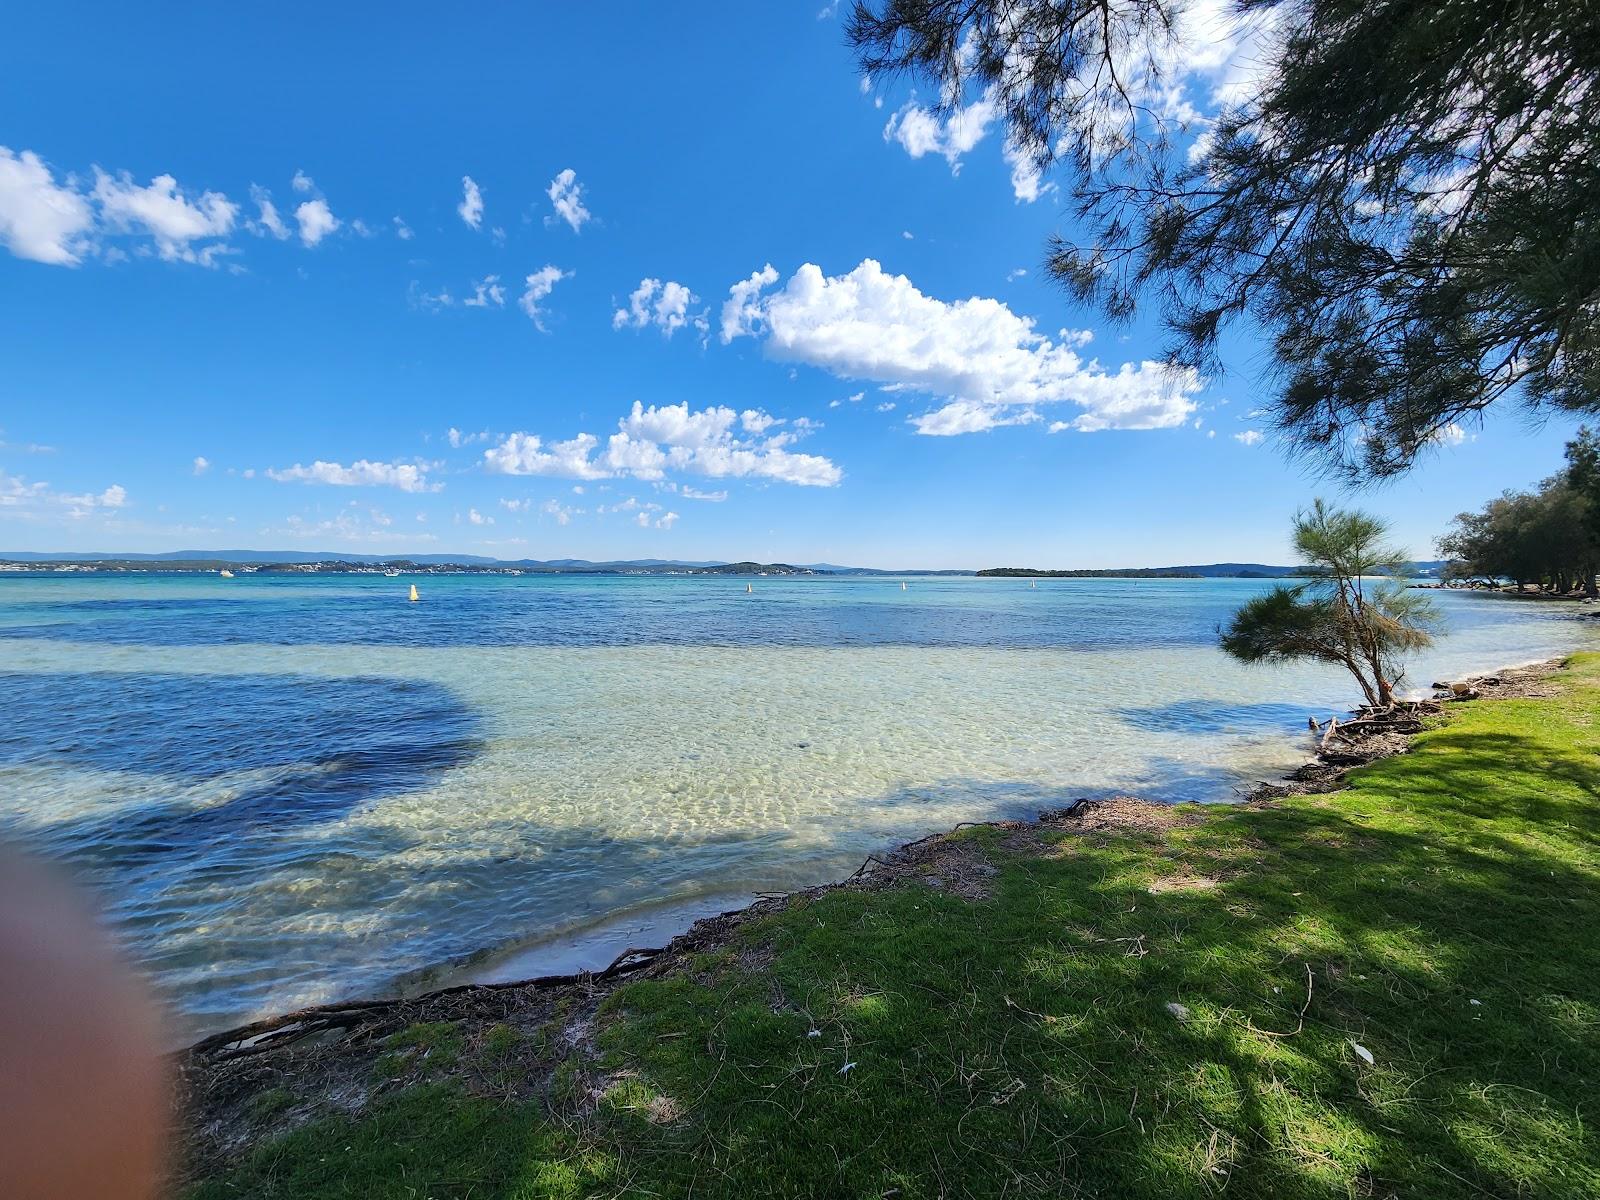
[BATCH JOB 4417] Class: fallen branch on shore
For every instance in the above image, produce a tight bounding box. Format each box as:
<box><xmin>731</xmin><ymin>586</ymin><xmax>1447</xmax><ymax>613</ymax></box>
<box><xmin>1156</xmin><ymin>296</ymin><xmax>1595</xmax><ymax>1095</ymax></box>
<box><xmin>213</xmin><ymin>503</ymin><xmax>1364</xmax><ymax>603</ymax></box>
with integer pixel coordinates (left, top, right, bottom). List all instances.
<box><xmin>1247</xmin><ymin>660</ymin><xmax>1566</xmax><ymax>801</ymax></box>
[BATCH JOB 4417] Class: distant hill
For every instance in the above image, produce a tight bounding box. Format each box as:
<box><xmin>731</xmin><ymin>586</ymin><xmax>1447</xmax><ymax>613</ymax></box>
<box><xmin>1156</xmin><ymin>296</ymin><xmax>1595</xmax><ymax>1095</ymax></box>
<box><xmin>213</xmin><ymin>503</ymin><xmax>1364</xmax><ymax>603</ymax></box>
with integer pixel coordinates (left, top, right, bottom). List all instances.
<box><xmin>0</xmin><ymin>553</ymin><xmax>820</xmax><ymax>576</ymax></box>
<box><xmin>980</xmin><ymin>561</ymin><xmax>1452</xmax><ymax>579</ymax></box>
<box><xmin>979</xmin><ymin>567</ymin><xmax>1206</xmax><ymax>579</ymax></box>
<box><xmin>0</xmin><ymin>551</ymin><xmax>728</xmax><ymax>570</ymax></box>
<box><xmin>798</xmin><ymin>563</ymin><xmax>974</xmax><ymax>576</ymax></box>
<box><xmin>0</xmin><ymin>549</ymin><xmax>504</xmax><ymax>565</ymax></box>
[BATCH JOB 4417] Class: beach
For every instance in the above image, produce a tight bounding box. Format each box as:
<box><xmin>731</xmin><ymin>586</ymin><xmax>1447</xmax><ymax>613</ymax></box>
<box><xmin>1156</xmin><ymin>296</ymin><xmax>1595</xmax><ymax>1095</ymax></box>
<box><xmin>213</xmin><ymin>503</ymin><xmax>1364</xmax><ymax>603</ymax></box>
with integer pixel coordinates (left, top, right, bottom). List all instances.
<box><xmin>176</xmin><ymin>654</ymin><xmax>1600</xmax><ymax>1198</ymax></box>
<box><xmin>2</xmin><ymin>573</ymin><xmax>1596</xmax><ymax>1041</ymax></box>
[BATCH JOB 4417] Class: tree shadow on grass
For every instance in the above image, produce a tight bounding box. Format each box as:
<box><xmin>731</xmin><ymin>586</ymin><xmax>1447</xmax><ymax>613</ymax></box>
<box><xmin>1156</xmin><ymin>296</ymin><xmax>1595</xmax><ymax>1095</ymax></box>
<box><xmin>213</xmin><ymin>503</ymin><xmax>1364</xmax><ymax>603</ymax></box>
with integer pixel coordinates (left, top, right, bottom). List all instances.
<box><xmin>581</xmin><ymin>714</ymin><xmax>1600</xmax><ymax>1199</ymax></box>
<box><xmin>170</xmin><ymin>683</ymin><xmax>1600</xmax><ymax>1198</ymax></box>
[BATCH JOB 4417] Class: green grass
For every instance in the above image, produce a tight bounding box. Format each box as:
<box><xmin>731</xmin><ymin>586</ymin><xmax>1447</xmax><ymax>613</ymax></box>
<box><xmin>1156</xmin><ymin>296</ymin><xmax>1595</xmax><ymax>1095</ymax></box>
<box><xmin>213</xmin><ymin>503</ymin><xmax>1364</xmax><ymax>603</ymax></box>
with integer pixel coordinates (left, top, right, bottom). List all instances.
<box><xmin>187</xmin><ymin>656</ymin><xmax>1600</xmax><ymax>1198</ymax></box>
<box><xmin>374</xmin><ymin>1020</ymin><xmax>463</xmax><ymax>1079</ymax></box>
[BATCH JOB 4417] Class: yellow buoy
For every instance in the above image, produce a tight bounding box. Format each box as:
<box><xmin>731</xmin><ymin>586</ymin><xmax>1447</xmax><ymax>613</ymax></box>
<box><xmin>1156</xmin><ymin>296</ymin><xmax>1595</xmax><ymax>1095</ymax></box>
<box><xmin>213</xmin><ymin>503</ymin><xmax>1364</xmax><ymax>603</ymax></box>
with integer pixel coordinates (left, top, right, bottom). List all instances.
<box><xmin>408</xmin><ymin>584</ymin><xmax>420</xmax><ymax>602</ymax></box>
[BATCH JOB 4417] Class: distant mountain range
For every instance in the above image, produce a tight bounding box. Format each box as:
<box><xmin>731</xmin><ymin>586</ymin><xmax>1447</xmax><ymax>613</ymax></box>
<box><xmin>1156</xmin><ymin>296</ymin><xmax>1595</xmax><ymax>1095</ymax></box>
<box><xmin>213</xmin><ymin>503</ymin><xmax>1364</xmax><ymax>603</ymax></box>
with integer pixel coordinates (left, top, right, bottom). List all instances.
<box><xmin>0</xmin><ymin>550</ymin><xmax>737</xmax><ymax>569</ymax></box>
<box><xmin>0</xmin><ymin>550</ymin><xmax>1452</xmax><ymax>577</ymax></box>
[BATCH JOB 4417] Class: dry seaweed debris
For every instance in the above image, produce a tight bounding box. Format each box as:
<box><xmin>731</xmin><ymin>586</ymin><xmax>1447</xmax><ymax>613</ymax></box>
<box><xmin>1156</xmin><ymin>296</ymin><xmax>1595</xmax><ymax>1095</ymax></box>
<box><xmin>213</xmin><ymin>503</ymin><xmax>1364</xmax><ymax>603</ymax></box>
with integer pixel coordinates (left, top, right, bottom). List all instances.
<box><xmin>1245</xmin><ymin>657</ymin><xmax>1567</xmax><ymax>802</ymax></box>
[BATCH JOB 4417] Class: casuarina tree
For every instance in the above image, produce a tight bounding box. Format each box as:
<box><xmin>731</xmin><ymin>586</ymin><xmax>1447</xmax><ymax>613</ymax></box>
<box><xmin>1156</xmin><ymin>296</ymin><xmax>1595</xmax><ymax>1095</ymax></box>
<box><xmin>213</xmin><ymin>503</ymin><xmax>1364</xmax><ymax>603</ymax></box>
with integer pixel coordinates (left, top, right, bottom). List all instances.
<box><xmin>1220</xmin><ymin>501</ymin><xmax>1439</xmax><ymax>706</ymax></box>
<box><xmin>849</xmin><ymin>0</ymin><xmax>1600</xmax><ymax>478</ymax></box>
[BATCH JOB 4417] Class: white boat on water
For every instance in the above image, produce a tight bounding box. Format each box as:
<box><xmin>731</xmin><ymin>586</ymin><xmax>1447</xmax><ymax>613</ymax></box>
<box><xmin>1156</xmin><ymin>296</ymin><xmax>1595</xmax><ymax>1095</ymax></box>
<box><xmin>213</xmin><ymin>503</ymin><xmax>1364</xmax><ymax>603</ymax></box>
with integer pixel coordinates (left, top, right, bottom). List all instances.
<box><xmin>219</xmin><ymin>569</ymin><xmax>234</xmax><ymax>578</ymax></box>
<box><xmin>384</xmin><ymin>568</ymin><xmax>400</xmax><ymax>577</ymax></box>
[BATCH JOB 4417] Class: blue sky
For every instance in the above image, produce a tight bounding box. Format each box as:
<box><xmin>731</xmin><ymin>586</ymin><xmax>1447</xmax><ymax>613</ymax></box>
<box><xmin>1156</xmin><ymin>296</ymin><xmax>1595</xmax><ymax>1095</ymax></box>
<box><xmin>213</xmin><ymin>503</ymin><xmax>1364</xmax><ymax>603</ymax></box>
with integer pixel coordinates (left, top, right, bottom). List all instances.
<box><xmin>0</xmin><ymin>2</ymin><xmax>1581</xmax><ymax>568</ymax></box>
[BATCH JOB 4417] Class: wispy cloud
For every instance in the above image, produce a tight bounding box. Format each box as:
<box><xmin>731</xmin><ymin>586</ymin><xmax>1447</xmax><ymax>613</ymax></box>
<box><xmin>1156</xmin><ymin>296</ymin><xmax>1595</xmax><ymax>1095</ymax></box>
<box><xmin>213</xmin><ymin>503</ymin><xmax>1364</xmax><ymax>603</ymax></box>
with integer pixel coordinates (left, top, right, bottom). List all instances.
<box><xmin>519</xmin><ymin>265</ymin><xmax>571</xmax><ymax>330</ymax></box>
<box><xmin>457</xmin><ymin>175</ymin><xmax>483</xmax><ymax>229</ymax></box>
<box><xmin>265</xmin><ymin>458</ymin><xmax>440</xmax><ymax>492</ymax></box>
<box><xmin>0</xmin><ymin>467</ymin><xmax>129</xmax><ymax>520</ymax></box>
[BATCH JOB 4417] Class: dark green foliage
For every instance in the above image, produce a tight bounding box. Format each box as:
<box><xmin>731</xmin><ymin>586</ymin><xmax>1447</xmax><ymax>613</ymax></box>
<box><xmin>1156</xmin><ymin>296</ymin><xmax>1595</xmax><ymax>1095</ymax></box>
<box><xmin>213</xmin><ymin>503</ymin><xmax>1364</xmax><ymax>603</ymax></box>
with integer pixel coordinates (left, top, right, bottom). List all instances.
<box><xmin>1565</xmin><ymin>426</ymin><xmax>1600</xmax><ymax>554</ymax></box>
<box><xmin>1219</xmin><ymin>585</ymin><xmax>1341</xmax><ymax>663</ymax></box>
<box><xmin>1440</xmin><ymin>432</ymin><xmax>1600</xmax><ymax>593</ymax></box>
<box><xmin>1220</xmin><ymin>501</ymin><xmax>1437</xmax><ymax>705</ymax></box>
<box><xmin>848</xmin><ymin>0</ymin><xmax>1600</xmax><ymax>477</ymax></box>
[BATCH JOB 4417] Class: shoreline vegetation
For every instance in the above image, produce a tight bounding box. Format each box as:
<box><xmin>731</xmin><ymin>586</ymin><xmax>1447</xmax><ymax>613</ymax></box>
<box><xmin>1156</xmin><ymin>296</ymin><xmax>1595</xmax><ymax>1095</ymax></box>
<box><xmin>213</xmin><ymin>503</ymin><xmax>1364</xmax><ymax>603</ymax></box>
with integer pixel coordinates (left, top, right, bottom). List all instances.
<box><xmin>177</xmin><ymin>654</ymin><xmax>1600</xmax><ymax>1198</ymax></box>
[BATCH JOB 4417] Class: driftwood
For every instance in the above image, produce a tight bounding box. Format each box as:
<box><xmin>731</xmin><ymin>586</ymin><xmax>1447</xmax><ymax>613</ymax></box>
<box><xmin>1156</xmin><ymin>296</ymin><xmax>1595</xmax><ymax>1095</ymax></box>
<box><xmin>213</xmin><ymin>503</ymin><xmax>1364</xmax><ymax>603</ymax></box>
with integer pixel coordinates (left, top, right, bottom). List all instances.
<box><xmin>190</xmin><ymin>942</ymin><xmax>671</xmax><ymax>1063</ymax></box>
<box><xmin>1310</xmin><ymin>701</ymin><xmax>1434</xmax><ymax>756</ymax></box>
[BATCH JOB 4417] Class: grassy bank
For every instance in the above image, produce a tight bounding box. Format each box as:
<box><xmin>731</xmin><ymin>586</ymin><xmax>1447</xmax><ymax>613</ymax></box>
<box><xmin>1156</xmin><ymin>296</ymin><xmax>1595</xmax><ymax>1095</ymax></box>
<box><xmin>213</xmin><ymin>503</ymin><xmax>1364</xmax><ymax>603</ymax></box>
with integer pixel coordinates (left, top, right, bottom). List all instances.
<box><xmin>186</xmin><ymin>656</ymin><xmax>1600</xmax><ymax>1199</ymax></box>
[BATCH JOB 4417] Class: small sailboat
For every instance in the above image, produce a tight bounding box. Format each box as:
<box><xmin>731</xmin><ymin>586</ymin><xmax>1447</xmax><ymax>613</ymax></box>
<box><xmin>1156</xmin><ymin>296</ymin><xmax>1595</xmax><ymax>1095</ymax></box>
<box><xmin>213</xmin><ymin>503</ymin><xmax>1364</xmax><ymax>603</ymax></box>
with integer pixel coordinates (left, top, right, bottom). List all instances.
<box><xmin>219</xmin><ymin>569</ymin><xmax>234</xmax><ymax>578</ymax></box>
<box><xmin>746</xmin><ymin>583</ymin><xmax>753</xmax><ymax>594</ymax></box>
<box><xmin>408</xmin><ymin>583</ymin><xmax>420</xmax><ymax>603</ymax></box>
<box><xmin>901</xmin><ymin>581</ymin><xmax>907</xmax><ymax>591</ymax></box>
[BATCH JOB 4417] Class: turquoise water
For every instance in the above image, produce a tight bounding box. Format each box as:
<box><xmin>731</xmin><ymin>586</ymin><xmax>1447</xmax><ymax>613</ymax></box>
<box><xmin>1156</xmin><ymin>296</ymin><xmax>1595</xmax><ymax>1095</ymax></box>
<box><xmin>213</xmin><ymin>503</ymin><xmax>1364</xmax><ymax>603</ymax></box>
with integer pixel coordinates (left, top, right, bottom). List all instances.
<box><xmin>1</xmin><ymin>572</ymin><xmax>1593</xmax><ymax>1038</ymax></box>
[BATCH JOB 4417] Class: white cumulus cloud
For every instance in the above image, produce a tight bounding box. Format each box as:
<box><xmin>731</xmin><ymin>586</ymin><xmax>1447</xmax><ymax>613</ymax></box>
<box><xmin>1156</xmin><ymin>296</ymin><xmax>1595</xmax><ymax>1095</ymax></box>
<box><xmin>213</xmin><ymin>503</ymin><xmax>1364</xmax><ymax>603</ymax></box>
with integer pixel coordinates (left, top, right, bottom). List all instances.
<box><xmin>613</xmin><ymin>277</ymin><xmax>707</xmax><ymax>338</ymax></box>
<box><xmin>545</xmin><ymin>168</ymin><xmax>590</xmax><ymax>232</ymax></box>
<box><xmin>0</xmin><ymin>147</ymin><xmax>94</xmax><ymax>265</ymax></box>
<box><xmin>193</xmin><ymin>456</ymin><xmax>211</xmax><ymax>475</ymax></box>
<box><xmin>720</xmin><ymin>263</ymin><xmax>779</xmax><ymax>344</ymax></box>
<box><xmin>93</xmin><ymin>168</ymin><xmax>238</xmax><ymax>264</ymax></box>
<box><xmin>884</xmin><ymin>91</ymin><xmax>997</xmax><ymax>172</ymax></box>
<box><xmin>1232</xmin><ymin>429</ymin><xmax>1263</xmax><ymax>446</ymax></box>
<box><xmin>294</xmin><ymin>198</ymin><xmax>339</xmax><ymax>247</ymax></box>
<box><xmin>484</xmin><ymin>432</ymin><xmax>612</xmax><ymax>480</ymax></box>
<box><xmin>485</xmin><ymin>400</ymin><xmax>841</xmax><ymax>488</ymax></box>
<box><xmin>722</xmin><ymin>258</ymin><xmax>1201</xmax><ymax>436</ymax></box>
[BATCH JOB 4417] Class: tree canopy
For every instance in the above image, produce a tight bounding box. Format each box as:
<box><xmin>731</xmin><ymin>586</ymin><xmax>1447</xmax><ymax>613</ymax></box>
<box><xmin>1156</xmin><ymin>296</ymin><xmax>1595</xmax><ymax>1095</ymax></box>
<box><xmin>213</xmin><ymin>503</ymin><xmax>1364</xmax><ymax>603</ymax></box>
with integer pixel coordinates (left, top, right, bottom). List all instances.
<box><xmin>1437</xmin><ymin>428</ymin><xmax>1600</xmax><ymax>595</ymax></box>
<box><xmin>849</xmin><ymin>0</ymin><xmax>1600</xmax><ymax>477</ymax></box>
<box><xmin>1220</xmin><ymin>500</ymin><xmax>1437</xmax><ymax>706</ymax></box>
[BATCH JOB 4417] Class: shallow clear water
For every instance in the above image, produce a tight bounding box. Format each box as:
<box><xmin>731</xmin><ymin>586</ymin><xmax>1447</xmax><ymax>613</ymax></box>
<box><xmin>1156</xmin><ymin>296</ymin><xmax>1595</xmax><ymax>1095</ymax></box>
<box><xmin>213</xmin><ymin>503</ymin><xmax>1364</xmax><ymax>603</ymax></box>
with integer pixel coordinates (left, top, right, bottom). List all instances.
<box><xmin>1</xmin><ymin>572</ymin><xmax>1593</xmax><ymax>1038</ymax></box>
